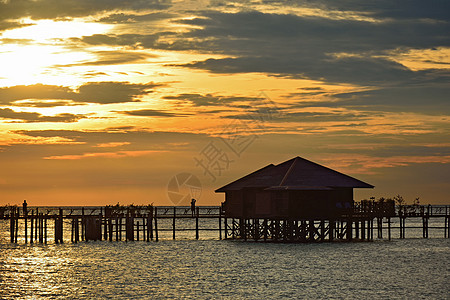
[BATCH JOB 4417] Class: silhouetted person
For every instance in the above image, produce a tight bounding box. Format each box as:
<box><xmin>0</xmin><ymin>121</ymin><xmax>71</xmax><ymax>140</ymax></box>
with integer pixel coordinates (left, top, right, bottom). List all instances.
<box><xmin>191</xmin><ymin>198</ymin><xmax>196</xmax><ymax>216</ymax></box>
<box><xmin>22</xmin><ymin>200</ymin><xmax>28</xmax><ymax>216</ymax></box>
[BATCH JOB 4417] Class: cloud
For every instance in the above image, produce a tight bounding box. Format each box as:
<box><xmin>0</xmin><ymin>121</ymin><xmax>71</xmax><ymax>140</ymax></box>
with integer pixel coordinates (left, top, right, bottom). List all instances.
<box><xmin>320</xmin><ymin>154</ymin><xmax>450</xmax><ymax>175</ymax></box>
<box><xmin>119</xmin><ymin>109</ymin><xmax>190</xmax><ymax>117</ymax></box>
<box><xmin>97</xmin><ymin>12</ymin><xmax>174</xmax><ymax>24</ymax></box>
<box><xmin>0</xmin><ymin>0</ymin><xmax>171</xmax><ymax>23</ymax></box>
<box><xmin>332</xmin><ymin>84</ymin><xmax>450</xmax><ymax>113</ymax></box>
<box><xmin>94</xmin><ymin>142</ymin><xmax>130</xmax><ymax>148</ymax></box>
<box><xmin>309</xmin><ymin>0</ymin><xmax>450</xmax><ymax>21</ymax></box>
<box><xmin>170</xmin><ymin>10</ymin><xmax>449</xmax><ymax>85</ymax></box>
<box><xmin>0</xmin><ymin>108</ymin><xmax>85</xmax><ymax>123</ymax></box>
<box><xmin>162</xmin><ymin>93</ymin><xmax>263</xmax><ymax>107</ymax></box>
<box><xmin>0</xmin><ymin>82</ymin><xmax>162</xmax><ymax>105</ymax></box>
<box><xmin>10</xmin><ymin>100</ymin><xmax>84</xmax><ymax>108</ymax></box>
<box><xmin>14</xmin><ymin>129</ymin><xmax>209</xmax><ymax>146</ymax></box>
<box><xmin>75</xmin><ymin>81</ymin><xmax>160</xmax><ymax>103</ymax></box>
<box><xmin>43</xmin><ymin>150</ymin><xmax>167</xmax><ymax>160</ymax></box>
<box><xmin>0</xmin><ymin>20</ymin><xmax>33</xmax><ymax>32</ymax></box>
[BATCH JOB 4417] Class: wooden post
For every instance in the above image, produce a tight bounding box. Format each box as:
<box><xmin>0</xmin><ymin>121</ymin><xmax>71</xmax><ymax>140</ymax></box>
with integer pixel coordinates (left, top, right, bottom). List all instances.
<box><xmin>35</xmin><ymin>208</ymin><xmax>38</xmax><ymax>242</ymax></box>
<box><xmin>320</xmin><ymin>219</ymin><xmax>325</xmax><ymax>242</ymax></box>
<box><xmin>14</xmin><ymin>208</ymin><xmax>18</xmax><ymax>243</ymax></box>
<box><xmin>423</xmin><ymin>215</ymin><xmax>429</xmax><ymax>238</ymax></box>
<box><xmin>232</xmin><ymin>218</ymin><xmax>235</xmax><ymax>239</ymax></box>
<box><xmin>39</xmin><ymin>213</ymin><xmax>43</xmax><ymax>243</ymax></box>
<box><xmin>308</xmin><ymin>220</ymin><xmax>314</xmax><ymax>242</ymax></box>
<box><xmin>154</xmin><ymin>207</ymin><xmax>159</xmax><ymax>242</ymax></box>
<box><xmin>55</xmin><ymin>214</ymin><xmax>59</xmax><ymax>244</ymax></box>
<box><xmin>30</xmin><ymin>210</ymin><xmax>34</xmax><ymax>244</ymax></box>
<box><xmin>346</xmin><ymin>219</ymin><xmax>352</xmax><ymax>241</ymax></box>
<box><xmin>173</xmin><ymin>207</ymin><xmax>176</xmax><ymax>240</ymax></box>
<box><xmin>446</xmin><ymin>206</ymin><xmax>449</xmax><ymax>238</ymax></box>
<box><xmin>388</xmin><ymin>217</ymin><xmax>391</xmax><ymax>240</ymax></box>
<box><xmin>71</xmin><ymin>218</ymin><xmax>74</xmax><ymax>243</ymax></box>
<box><xmin>445</xmin><ymin>206</ymin><xmax>448</xmax><ymax>238</ymax></box>
<box><xmin>74</xmin><ymin>218</ymin><xmax>79</xmax><ymax>243</ymax></box>
<box><xmin>115</xmin><ymin>217</ymin><xmax>119</xmax><ymax>241</ymax></box>
<box><xmin>24</xmin><ymin>205</ymin><xmax>28</xmax><ymax>244</ymax></box>
<box><xmin>361</xmin><ymin>220</ymin><xmax>366</xmax><ymax>240</ymax></box>
<box><xmin>218</xmin><ymin>210</ymin><xmax>222</xmax><ymax>240</ymax></box>
<box><xmin>97</xmin><ymin>214</ymin><xmax>102</xmax><ymax>241</ymax></box>
<box><xmin>401</xmin><ymin>216</ymin><xmax>406</xmax><ymax>239</ymax></box>
<box><xmin>104</xmin><ymin>217</ymin><xmax>108</xmax><ymax>241</ymax></box>
<box><xmin>119</xmin><ymin>217</ymin><xmax>122</xmax><ymax>241</ymax></box>
<box><xmin>241</xmin><ymin>218</ymin><xmax>247</xmax><ymax>241</ymax></box>
<box><xmin>377</xmin><ymin>217</ymin><xmax>383</xmax><ymax>239</ymax></box>
<box><xmin>9</xmin><ymin>208</ymin><xmax>14</xmax><ymax>243</ymax></box>
<box><xmin>108</xmin><ymin>218</ymin><xmax>113</xmax><ymax>242</ymax></box>
<box><xmin>254</xmin><ymin>219</ymin><xmax>260</xmax><ymax>241</ymax></box>
<box><xmin>149</xmin><ymin>214</ymin><xmax>153</xmax><ymax>241</ymax></box>
<box><xmin>137</xmin><ymin>221</ymin><xmax>140</xmax><ymax>241</ymax></box>
<box><xmin>355</xmin><ymin>221</ymin><xmax>359</xmax><ymax>239</ymax></box>
<box><xmin>263</xmin><ymin>219</ymin><xmax>267</xmax><ymax>241</ymax></box>
<box><xmin>142</xmin><ymin>217</ymin><xmax>146</xmax><ymax>241</ymax></box>
<box><xmin>329</xmin><ymin>220</ymin><xmax>334</xmax><ymax>242</ymax></box>
<box><xmin>274</xmin><ymin>219</ymin><xmax>279</xmax><ymax>241</ymax></box>
<box><xmin>59</xmin><ymin>208</ymin><xmax>64</xmax><ymax>243</ymax></box>
<box><xmin>81</xmin><ymin>207</ymin><xmax>85</xmax><ymax>241</ymax></box>
<box><xmin>196</xmin><ymin>207</ymin><xmax>199</xmax><ymax>240</ymax></box>
<box><xmin>44</xmin><ymin>215</ymin><xmax>47</xmax><ymax>244</ymax></box>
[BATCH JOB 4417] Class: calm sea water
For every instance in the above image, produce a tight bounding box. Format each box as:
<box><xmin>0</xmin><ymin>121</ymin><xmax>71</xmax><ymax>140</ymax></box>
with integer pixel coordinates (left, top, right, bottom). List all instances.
<box><xmin>1</xmin><ymin>217</ymin><xmax>449</xmax><ymax>299</ymax></box>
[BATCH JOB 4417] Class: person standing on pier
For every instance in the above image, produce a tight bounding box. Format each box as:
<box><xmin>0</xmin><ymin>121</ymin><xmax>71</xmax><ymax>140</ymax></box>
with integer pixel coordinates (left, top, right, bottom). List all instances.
<box><xmin>23</xmin><ymin>200</ymin><xmax>28</xmax><ymax>216</ymax></box>
<box><xmin>191</xmin><ymin>198</ymin><xmax>196</xmax><ymax>216</ymax></box>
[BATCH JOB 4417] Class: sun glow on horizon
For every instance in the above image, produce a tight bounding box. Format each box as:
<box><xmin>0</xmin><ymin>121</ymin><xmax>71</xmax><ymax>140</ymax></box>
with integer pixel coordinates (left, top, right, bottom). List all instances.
<box><xmin>1</xmin><ymin>19</ymin><xmax>112</xmax><ymax>41</ymax></box>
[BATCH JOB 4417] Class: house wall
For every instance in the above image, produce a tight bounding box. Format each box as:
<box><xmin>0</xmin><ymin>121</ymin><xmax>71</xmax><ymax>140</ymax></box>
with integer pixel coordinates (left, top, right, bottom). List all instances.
<box><xmin>288</xmin><ymin>188</ymin><xmax>353</xmax><ymax>218</ymax></box>
<box><xmin>223</xmin><ymin>188</ymin><xmax>354</xmax><ymax>219</ymax></box>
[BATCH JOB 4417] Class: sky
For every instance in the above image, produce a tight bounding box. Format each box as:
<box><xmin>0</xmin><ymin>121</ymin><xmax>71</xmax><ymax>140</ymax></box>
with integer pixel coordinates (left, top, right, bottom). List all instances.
<box><xmin>0</xmin><ymin>0</ymin><xmax>449</xmax><ymax>206</ymax></box>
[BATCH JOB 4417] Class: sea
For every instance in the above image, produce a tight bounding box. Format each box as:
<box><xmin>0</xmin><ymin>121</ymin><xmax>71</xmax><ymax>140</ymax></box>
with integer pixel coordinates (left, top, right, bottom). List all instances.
<box><xmin>1</xmin><ymin>208</ymin><xmax>449</xmax><ymax>299</ymax></box>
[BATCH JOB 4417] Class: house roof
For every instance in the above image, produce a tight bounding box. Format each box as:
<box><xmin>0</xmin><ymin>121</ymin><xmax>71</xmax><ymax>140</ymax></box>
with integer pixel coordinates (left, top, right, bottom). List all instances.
<box><xmin>215</xmin><ymin>156</ymin><xmax>374</xmax><ymax>192</ymax></box>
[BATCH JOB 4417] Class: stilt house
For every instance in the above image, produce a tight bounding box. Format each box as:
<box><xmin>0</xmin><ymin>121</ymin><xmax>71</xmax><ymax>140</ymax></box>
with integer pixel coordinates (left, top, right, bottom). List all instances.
<box><xmin>216</xmin><ymin>156</ymin><xmax>373</xmax><ymax>219</ymax></box>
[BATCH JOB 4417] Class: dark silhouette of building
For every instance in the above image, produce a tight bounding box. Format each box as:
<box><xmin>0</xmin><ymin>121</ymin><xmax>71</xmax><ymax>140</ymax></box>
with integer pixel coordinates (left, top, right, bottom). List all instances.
<box><xmin>216</xmin><ymin>156</ymin><xmax>373</xmax><ymax>219</ymax></box>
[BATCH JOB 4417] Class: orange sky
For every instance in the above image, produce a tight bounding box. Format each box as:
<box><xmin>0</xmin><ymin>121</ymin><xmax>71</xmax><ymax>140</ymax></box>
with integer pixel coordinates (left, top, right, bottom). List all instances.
<box><xmin>0</xmin><ymin>0</ymin><xmax>449</xmax><ymax>206</ymax></box>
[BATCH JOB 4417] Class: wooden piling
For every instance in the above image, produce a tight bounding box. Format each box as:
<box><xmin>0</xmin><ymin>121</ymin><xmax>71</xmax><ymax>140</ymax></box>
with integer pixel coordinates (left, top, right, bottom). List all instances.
<box><xmin>108</xmin><ymin>218</ymin><xmax>113</xmax><ymax>242</ymax></box>
<box><xmin>232</xmin><ymin>218</ymin><xmax>235</xmax><ymax>239</ymax></box>
<box><xmin>422</xmin><ymin>215</ymin><xmax>429</xmax><ymax>238</ymax></box>
<box><xmin>44</xmin><ymin>215</ymin><xmax>47</xmax><ymax>244</ymax></box>
<box><xmin>377</xmin><ymin>217</ymin><xmax>383</xmax><ymax>239</ymax></box>
<box><xmin>39</xmin><ymin>213</ymin><xmax>43</xmax><ymax>243</ymax></box>
<box><xmin>148</xmin><ymin>214</ymin><xmax>153</xmax><ymax>241</ymax></box>
<box><xmin>329</xmin><ymin>220</ymin><xmax>334</xmax><ymax>242</ymax></box>
<box><xmin>24</xmin><ymin>207</ymin><xmax>28</xmax><ymax>244</ymax></box>
<box><xmin>30</xmin><ymin>210</ymin><xmax>34</xmax><ymax>244</ymax></box>
<box><xmin>218</xmin><ymin>210</ymin><xmax>222</xmax><ymax>240</ymax></box>
<box><xmin>346</xmin><ymin>219</ymin><xmax>352</xmax><ymax>241</ymax></box>
<box><xmin>154</xmin><ymin>207</ymin><xmax>159</xmax><ymax>242</ymax></box>
<box><xmin>196</xmin><ymin>207</ymin><xmax>199</xmax><ymax>240</ymax></box>
<box><xmin>361</xmin><ymin>220</ymin><xmax>366</xmax><ymax>240</ymax></box>
<box><xmin>117</xmin><ymin>216</ymin><xmax>120</xmax><ymax>241</ymax></box>
<box><xmin>104</xmin><ymin>217</ymin><xmax>108</xmax><ymax>241</ymax></box>
<box><xmin>388</xmin><ymin>217</ymin><xmax>391</xmax><ymax>240</ymax></box>
<box><xmin>75</xmin><ymin>218</ymin><xmax>80</xmax><ymax>243</ymax></box>
<box><xmin>173</xmin><ymin>207</ymin><xmax>176</xmax><ymax>240</ymax></box>
<box><xmin>9</xmin><ymin>208</ymin><xmax>15</xmax><ymax>243</ymax></box>
<box><xmin>35</xmin><ymin>208</ymin><xmax>38</xmax><ymax>242</ymax></box>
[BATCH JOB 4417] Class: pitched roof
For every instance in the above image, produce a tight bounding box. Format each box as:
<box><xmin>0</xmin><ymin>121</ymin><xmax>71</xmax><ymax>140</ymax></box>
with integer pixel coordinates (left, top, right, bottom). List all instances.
<box><xmin>215</xmin><ymin>156</ymin><xmax>373</xmax><ymax>192</ymax></box>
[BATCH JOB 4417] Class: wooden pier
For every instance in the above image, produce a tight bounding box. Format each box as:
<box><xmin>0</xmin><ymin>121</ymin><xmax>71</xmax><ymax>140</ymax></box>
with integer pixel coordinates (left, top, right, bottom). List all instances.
<box><xmin>1</xmin><ymin>204</ymin><xmax>449</xmax><ymax>244</ymax></box>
